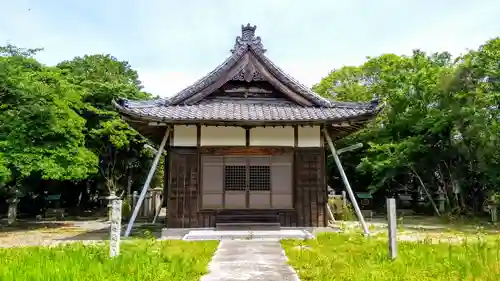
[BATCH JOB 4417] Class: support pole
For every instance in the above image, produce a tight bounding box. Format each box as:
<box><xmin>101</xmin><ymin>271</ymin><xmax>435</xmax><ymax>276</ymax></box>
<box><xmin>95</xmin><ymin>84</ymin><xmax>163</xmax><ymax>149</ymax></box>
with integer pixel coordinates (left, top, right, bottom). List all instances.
<box><xmin>387</xmin><ymin>198</ymin><xmax>397</xmax><ymax>259</ymax></box>
<box><xmin>124</xmin><ymin>128</ymin><xmax>170</xmax><ymax>237</ymax></box>
<box><xmin>323</xmin><ymin>128</ymin><xmax>370</xmax><ymax>236</ymax></box>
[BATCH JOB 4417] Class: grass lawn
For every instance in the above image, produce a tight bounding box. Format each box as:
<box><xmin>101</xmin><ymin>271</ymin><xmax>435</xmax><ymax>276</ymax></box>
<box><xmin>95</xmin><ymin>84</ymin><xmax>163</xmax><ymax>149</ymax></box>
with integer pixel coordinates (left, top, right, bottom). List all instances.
<box><xmin>0</xmin><ymin>240</ymin><xmax>218</xmax><ymax>281</ymax></box>
<box><xmin>282</xmin><ymin>233</ymin><xmax>500</xmax><ymax>281</ymax></box>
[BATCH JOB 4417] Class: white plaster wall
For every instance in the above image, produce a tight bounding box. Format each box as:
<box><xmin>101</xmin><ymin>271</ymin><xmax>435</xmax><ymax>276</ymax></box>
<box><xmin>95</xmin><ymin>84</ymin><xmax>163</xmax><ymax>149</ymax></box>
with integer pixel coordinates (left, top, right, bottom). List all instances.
<box><xmin>249</xmin><ymin>127</ymin><xmax>294</xmax><ymax>146</ymax></box>
<box><xmin>172</xmin><ymin>125</ymin><xmax>197</xmax><ymax>147</ymax></box>
<box><xmin>297</xmin><ymin>126</ymin><xmax>321</xmax><ymax>147</ymax></box>
<box><xmin>200</xmin><ymin>126</ymin><xmax>246</xmax><ymax>146</ymax></box>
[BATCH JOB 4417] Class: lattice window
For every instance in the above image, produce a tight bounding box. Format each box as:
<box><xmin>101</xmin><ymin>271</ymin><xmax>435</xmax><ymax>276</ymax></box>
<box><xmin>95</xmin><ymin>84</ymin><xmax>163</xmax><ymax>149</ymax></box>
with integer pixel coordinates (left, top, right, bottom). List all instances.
<box><xmin>224</xmin><ymin>165</ymin><xmax>246</xmax><ymax>191</ymax></box>
<box><xmin>249</xmin><ymin>165</ymin><xmax>271</xmax><ymax>191</ymax></box>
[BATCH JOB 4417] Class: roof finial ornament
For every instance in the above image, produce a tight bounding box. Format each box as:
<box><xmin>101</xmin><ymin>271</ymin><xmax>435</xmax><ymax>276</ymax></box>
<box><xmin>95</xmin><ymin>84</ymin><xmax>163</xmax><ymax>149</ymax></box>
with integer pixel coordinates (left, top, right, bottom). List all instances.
<box><xmin>230</xmin><ymin>23</ymin><xmax>266</xmax><ymax>54</ymax></box>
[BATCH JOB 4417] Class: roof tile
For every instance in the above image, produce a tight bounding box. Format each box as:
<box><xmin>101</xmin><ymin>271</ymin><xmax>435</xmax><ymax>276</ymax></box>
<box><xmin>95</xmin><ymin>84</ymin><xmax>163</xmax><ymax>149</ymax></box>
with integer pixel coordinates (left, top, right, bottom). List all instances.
<box><xmin>119</xmin><ymin>100</ymin><xmax>376</xmax><ymax>123</ymax></box>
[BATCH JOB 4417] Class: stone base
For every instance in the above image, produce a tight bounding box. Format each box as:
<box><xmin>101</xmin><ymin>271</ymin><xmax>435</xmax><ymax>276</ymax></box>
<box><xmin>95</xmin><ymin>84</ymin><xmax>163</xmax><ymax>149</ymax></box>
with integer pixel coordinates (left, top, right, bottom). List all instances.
<box><xmin>181</xmin><ymin>229</ymin><xmax>314</xmax><ymax>241</ymax></box>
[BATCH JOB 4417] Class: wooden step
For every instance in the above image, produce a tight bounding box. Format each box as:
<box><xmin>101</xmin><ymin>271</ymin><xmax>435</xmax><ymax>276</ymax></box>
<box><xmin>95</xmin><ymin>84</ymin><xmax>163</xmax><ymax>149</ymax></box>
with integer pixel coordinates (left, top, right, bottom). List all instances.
<box><xmin>216</xmin><ymin>222</ymin><xmax>281</xmax><ymax>231</ymax></box>
<box><xmin>215</xmin><ymin>210</ymin><xmax>280</xmax><ymax>225</ymax></box>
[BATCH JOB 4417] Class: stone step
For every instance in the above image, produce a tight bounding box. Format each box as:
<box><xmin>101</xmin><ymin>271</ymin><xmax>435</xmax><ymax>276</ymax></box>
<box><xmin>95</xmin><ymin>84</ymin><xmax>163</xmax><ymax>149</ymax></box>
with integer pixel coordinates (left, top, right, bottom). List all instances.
<box><xmin>182</xmin><ymin>229</ymin><xmax>314</xmax><ymax>241</ymax></box>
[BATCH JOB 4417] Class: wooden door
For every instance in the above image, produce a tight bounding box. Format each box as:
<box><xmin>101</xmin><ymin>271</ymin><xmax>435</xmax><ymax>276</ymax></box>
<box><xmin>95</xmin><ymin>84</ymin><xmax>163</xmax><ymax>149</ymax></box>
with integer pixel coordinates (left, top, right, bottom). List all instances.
<box><xmin>223</xmin><ymin>156</ymin><xmax>247</xmax><ymax>208</ymax></box>
<box><xmin>248</xmin><ymin>156</ymin><xmax>271</xmax><ymax>209</ymax></box>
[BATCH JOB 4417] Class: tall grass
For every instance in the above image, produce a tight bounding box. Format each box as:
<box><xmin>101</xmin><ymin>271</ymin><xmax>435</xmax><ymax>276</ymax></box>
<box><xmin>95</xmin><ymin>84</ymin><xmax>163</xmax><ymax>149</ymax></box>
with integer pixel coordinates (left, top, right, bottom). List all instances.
<box><xmin>283</xmin><ymin>233</ymin><xmax>500</xmax><ymax>281</ymax></box>
<box><xmin>0</xmin><ymin>240</ymin><xmax>218</xmax><ymax>281</ymax></box>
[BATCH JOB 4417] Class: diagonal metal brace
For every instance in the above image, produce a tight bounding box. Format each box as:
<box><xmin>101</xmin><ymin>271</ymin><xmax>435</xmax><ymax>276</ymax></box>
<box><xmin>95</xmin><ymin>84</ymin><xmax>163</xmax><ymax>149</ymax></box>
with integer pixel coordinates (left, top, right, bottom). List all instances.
<box><xmin>124</xmin><ymin>127</ymin><xmax>170</xmax><ymax>237</ymax></box>
<box><xmin>323</xmin><ymin>128</ymin><xmax>370</xmax><ymax>236</ymax></box>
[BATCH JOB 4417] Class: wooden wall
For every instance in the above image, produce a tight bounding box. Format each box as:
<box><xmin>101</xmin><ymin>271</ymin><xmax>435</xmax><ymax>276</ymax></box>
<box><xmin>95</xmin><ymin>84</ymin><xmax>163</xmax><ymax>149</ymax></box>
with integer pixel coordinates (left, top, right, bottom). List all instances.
<box><xmin>294</xmin><ymin>147</ymin><xmax>327</xmax><ymax>227</ymax></box>
<box><xmin>165</xmin><ymin>145</ymin><xmax>327</xmax><ymax>228</ymax></box>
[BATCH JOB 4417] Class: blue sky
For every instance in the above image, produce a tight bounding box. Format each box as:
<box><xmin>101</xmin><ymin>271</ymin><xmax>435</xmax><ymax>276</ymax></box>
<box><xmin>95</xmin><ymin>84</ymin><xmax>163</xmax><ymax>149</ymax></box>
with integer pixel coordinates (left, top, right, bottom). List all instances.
<box><xmin>2</xmin><ymin>0</ymin><xmax>499</xmax><ymax>97</ymax></box>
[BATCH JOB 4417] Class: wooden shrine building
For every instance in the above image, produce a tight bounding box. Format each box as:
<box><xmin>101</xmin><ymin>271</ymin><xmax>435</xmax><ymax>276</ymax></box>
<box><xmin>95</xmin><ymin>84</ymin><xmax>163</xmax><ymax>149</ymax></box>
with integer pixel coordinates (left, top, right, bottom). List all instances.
<box><xmin>114</xmin><ymin>24</ymin><xmax>381</xmax><ymax>229</ymax></box>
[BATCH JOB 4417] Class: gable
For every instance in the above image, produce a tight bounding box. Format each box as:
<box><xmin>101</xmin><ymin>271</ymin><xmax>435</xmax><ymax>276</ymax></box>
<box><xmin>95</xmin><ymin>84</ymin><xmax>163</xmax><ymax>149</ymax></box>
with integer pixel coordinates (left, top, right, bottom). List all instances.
<box><xmin>165</xmin><ymin>24</ymin><xmax>334</xmax><ymax>108</ymax></box>
<box><xmin>182</xmin><ymin>50</ymin><xmax>314</xmax><ymax>106</ymax></box>
<box><xmin>198</xmin><ymin>81</ymin><xmax>300</xmax><ymax>105</ymax></box>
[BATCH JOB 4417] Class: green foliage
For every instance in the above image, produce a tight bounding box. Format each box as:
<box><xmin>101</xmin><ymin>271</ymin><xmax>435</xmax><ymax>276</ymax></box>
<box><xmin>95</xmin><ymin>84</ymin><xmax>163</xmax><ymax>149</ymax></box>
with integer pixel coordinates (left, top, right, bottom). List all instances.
<box><xmin>316</xmin><ymin>39</ymin><xmax>500</xmax><ymax>213</ymax></box>
<box><xmin>0</xmin><ymin>45</ymin><xmax>159</xmax><ymax>207</ymax></box>
<box><xmin>0</xmin><ymin>55</ymin><xmax>97</xmax><ymax>185</ymax></box>
<box><xmin>56</xmin><ymin>54</ymin><xmax>156</xmax><ymax>194</ymax></box>
<box><xmin>0</xmin><ymin>44</ymin><xmax>43</xmax><ymax>57</ymax></box>
<box><xmin>121</xmin><ymin>200</ymin><xmax>132</xmax><ymax>220</ymax></box>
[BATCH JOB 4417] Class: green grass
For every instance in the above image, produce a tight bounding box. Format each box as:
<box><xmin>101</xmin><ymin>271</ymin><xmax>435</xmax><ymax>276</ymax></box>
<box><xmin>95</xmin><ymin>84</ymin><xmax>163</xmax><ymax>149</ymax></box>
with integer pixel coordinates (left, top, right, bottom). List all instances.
<box><xmin>0</xmin><ymin>240</ymin><xmax>218</xmax><ymax>281</ymax></box>
<box><xmin>282</xmin><ymin>233</ymin><xmax>500</xmax><ymax>281</ymax></box>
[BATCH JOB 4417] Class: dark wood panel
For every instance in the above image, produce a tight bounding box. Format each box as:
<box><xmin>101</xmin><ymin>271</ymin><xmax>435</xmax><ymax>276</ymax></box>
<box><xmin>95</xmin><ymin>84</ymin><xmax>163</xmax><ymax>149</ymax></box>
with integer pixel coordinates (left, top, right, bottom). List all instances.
<box><xmin>294</xmin><ymin>148</ymin><xmax>327</xmax><ymax>227</ymax></box>
<box><xmin>163</xmin><ymin>149</ymin><xmax>170</xmax><ymax>207</ymax></box>
<box><xmin>167</xmin><ymin>146</ymin><xmax>326</xmax><ymax>228</ymax></box>
<box><xmin>167</xmin><ymin>148</ymin><xmax>199</xmax><ymax>228</ymax></box>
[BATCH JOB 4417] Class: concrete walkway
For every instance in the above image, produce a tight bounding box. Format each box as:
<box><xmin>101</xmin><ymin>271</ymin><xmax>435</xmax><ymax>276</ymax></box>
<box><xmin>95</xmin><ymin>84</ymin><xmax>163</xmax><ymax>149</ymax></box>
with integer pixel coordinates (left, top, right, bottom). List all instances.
<box><xmin>200</xmin><ymin>240</ymin><xmax>300</xmax><ymax>281</ymax></box>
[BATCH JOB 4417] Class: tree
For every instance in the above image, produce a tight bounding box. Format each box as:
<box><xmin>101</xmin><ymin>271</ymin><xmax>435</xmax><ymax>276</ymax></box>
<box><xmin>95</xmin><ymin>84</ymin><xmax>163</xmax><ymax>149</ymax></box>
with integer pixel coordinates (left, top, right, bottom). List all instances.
<box><xmin>314</xmin><ymin>43</ymin><xmax>500</xmax><ymax>215</ymax></box>
<box><xmin>57</xmin><ymin>54</ymin><xmax>155</xmax><ymax>195</ymax></box>
<box><xmin>0</xmin><ymin>51</ymin><xmax>98</xmax><ymax>222</ymax></box>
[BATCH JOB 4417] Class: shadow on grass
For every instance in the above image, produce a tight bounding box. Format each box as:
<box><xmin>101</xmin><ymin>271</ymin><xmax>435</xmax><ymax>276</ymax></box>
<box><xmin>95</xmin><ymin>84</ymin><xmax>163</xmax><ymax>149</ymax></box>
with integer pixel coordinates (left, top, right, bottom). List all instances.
<box><xmin>369</xmin><ymin>215</ymin><xmax>500</xmax><ymax>234</ymax></box>
<box><xmin>1</xmin><ymin>218</ymin><xmax>164</xmax><ymax>244</ymax></box>
<box><xmin>56</xmin><ymin>223</ymin><xmax>164</xmax><ymax>241</ymax></box>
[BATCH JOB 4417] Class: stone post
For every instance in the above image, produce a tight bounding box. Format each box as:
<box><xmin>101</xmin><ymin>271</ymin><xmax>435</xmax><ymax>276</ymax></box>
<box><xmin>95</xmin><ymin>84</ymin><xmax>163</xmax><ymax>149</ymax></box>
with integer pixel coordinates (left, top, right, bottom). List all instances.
<box><xmin>488</xmin><ymin>195</ymin><xmax>498</xmax><ymax>225</ymax></box>
<box><xmin>107</xmin><ymin>191</ymin><xmax>117</xmax><ymax>221</ymax></box>
<box><xmin>387</xmin><ymin>198</ymin><xmax>397</xmax><ymax>259</ymax></box>
<box><xmin>132</xmin><ymin>191</ymin><xmax>138</xmax><ymax>210</ymax></box>
<box><xmin>6</xmin><ymin>197</ymin><xmax>19</xmax><ymax>225</ymax></box>
<box><xmin>341</xmin><ymin>191</ymin><xmax>347</xmax><ymax>208</ymax></box>
<box><xmin>109</xmin><ymin>198</ymin><xmax>122</xmax><ymax>258</ymax></box>
<box><xmin>437</xmin><ymin>190</ymin><xmax>445</xmax><ymax>214</ymax></box>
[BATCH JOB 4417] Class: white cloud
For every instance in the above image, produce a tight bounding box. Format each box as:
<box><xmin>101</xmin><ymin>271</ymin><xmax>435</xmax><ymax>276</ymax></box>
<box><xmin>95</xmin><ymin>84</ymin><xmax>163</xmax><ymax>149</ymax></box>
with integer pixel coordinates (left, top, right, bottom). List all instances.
<box><xmin>377</xmin><ymin>2</ymin><xmax>499</xmax><ymax>57</ymax></box>
<box><xmin>137</xmin><ymin>69</ymin><xmax>206</xmax><ymax>97</ymax></box>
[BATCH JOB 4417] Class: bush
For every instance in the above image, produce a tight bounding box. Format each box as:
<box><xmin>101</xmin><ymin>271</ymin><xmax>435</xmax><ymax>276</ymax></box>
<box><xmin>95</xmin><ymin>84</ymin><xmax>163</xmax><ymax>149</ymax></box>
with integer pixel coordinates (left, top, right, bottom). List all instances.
<box><xmin>328</xmin><ymin>197</ymin><xmax>356</xmax><ymax>221</ymax></box>
<box><xmin>121</xmin><ymin>200</ymin><xmax>132</xmax><ymax>221</ymax></box>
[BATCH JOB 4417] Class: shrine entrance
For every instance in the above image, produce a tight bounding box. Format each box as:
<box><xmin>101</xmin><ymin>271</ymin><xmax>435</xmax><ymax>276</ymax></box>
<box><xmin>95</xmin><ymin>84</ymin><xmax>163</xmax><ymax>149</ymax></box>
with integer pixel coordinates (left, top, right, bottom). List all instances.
<box><xmin>201</xmin><ymin>153</ymin><xmax>293</xmax><ymax>210</ymax></box>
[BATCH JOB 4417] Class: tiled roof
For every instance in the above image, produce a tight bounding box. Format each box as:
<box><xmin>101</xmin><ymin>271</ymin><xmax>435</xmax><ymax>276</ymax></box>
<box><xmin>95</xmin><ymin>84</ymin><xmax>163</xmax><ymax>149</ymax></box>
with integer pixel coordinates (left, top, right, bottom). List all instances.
<box><xmin>113</xmin><ymin>24</ymin><xmax>383</xmax><ymax>124</ymax></box>
<box><xmin>114</xmin><ymin>99</ymin><xmax>380</xmax><ymax>123</ymax></box>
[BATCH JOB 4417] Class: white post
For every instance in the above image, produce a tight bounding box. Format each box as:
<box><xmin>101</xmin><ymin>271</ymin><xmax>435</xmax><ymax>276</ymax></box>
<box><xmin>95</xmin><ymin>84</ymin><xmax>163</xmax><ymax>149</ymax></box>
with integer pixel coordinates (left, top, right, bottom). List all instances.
<box><xmin>152</xmin><ymin>190</ymin><xmax>164</xmax><ymax>224</ymax></box>
<box><xmin>323</xmin><ymin>128</ymin><xmax>370</xmax><ymax>236</ymax></box>
<box><xmin>326</xmin><ymin>203</ymin><xmax>336</xmax><ymax>223</ymax></box>
<box><xmin>124</xmin><ymin>128</ymin><xmax>170</xmax><ymax>237</ymax></box>
<box><xmin>132</xmin><ymin>191</ymin><xmax>138</xmax><ymax>209</ymax></box>
<box><xmin>387</xmin><ymin>198</ymin><xmax>397</xmax><ymax>259</ymax></box>
<box><xmin>109</xmin><ymin>198</ymin><xmax>122</xmax><ymax>258</ymax></box>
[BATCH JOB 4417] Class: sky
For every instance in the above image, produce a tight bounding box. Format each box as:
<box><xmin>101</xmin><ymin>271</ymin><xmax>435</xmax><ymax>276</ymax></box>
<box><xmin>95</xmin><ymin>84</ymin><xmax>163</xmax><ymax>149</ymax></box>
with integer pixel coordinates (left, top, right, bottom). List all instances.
<box><xmin>1</xmin><ymin>0</ymin><xmax>499</xmax><ymax>97</ymax></box>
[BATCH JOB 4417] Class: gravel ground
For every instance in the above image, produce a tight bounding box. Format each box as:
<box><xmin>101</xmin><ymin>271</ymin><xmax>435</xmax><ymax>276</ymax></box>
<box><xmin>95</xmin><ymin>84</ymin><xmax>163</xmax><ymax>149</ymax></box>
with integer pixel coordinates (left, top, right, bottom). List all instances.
<box><xmin>1</xmin><ymin>219</ymin><xmax>497</xmax><ymax>248</ymax></box>
<box><xmin>0</xmin><ymin>220</ymin><xmax>111</xmax><ymax>248</ymax></box>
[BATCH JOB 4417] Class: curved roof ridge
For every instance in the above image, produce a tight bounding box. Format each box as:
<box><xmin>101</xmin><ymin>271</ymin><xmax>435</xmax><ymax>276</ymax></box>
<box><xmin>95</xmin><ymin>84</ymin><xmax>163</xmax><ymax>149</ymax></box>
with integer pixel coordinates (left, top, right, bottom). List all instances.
<box><xmin>165</xmin><ymin>47</ymin><xmax>247</xmax><ymax>106</ymax></box>
<box><xmin>251</xmin><ymin>47</ymin><xmax>333</xmax><ymax>107</ymax></box>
